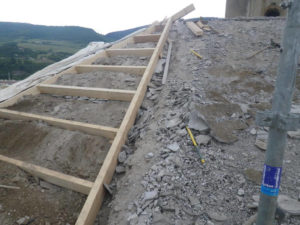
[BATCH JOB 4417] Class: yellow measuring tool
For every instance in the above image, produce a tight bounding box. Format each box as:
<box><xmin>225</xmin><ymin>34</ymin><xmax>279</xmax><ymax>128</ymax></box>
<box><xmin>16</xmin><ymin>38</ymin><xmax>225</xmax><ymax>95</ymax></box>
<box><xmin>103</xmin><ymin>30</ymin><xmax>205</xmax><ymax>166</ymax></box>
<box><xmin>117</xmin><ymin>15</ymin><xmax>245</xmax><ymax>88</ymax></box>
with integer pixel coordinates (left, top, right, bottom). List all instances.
<box><xmin>186</xmin><ymin>126</ymin><xmax>205</xmax><ymax>164</ymax></box>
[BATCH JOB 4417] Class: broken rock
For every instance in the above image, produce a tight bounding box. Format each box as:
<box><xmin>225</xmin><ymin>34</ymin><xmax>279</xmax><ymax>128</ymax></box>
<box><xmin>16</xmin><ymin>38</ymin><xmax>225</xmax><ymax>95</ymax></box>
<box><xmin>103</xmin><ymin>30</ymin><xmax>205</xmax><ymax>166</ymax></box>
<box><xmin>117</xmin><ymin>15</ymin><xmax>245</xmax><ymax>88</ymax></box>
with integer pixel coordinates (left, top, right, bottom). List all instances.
<box><xmin>188</xmin><ymin>111</ymin><xmax>209</xmax><ymax>132</ymax></box>
<box><xmin>278</xmin><ymin>195</ymin><xmax>300</xmax><ymax>215</ymax></box>
<box><xmin>195</xmin><ymin>135</ymin><xmax>211</xmax><ymax>145</ymax></box>
<box><xmin>255</xmin><ymin>130</ymin><xmax>268</xmax><ymax>150</ymax></box>
<box><xmin>118</xmin><ymin>151</ymin><xmax>127</xmax><ymax>163</ymax></box>
<box><xmin>143</xmin><ymin>190</ymin><xmax>158</xmax><ymax>201</ymax></box>
<box><xmin>288</xmin><ymin>130</ymin><xmax>300</xmax><ymax>139</ymax></box>
<box><xmin>116</xmin><ymin>165</ymin><xmax>126</xmax><ymax>174</ymax></box>
<box><xmin>167</xmin><ymin>142</ymin><xmax>180</xmax><ymax>152</ymax></box>
<box><xmin>145</xmin><ymin>152</ymin><xmax>154</xmax><ymax>160</ymax></box>
<box><xmin>155</xmin><ymin>59</ymin><xmax>166</xmax><ymax>74</ymax></box>
<box><xmin>166</xmin><ymin>118</ymin><xmax>181</xmax><ymax>129</ymax></box>
<box><xmin>208</xmin><ymin>211</ymin><xmax>228</xmax><ymax>222</ymax></box>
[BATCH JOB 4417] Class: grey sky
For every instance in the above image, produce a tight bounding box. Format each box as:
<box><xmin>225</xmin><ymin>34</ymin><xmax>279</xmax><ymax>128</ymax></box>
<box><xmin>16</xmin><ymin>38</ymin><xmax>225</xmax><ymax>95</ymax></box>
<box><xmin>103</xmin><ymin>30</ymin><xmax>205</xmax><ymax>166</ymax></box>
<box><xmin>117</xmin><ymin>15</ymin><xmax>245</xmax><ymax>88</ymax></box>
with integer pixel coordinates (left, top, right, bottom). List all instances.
<box><xmin>0</xmin><ymin>0</ymin><xmax>226</xmax><ymax>34</ymax></box>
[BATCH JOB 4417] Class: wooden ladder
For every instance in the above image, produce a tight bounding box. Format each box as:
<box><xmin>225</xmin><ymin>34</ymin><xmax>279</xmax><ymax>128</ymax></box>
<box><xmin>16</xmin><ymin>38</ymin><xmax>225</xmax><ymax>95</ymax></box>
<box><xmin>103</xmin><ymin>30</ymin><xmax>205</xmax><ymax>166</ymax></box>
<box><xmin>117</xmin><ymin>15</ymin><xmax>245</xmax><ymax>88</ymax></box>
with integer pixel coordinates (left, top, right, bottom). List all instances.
<box><xmin>0</xmin><ymin>4</ymin><xmax>195</xmax><ymax>225</ymax></box>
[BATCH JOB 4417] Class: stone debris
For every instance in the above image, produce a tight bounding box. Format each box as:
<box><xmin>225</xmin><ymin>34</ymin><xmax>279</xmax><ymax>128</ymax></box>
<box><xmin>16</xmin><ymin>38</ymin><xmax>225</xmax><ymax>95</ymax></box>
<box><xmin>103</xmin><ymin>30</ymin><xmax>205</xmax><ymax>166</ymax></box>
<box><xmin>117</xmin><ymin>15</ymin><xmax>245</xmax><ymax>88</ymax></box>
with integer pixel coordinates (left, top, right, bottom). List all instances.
<box><xmin>145</xmin><ymin>152</ymin><xmax>154</xmax><ymax>160</ymax></box>
<box><xmin>191</xmin><ymin>104</ymin><xmax>247</xmax><ymax>143</ymax></box>
<box><xmin>167</xmin><ymin>142</ymin><xmax>180</xmax><ymax>152</ymax></box>
<box><xmin>208</xmin><ymin>211</ymin><xmax>228</xmax><ymax>222</ymax></box>
<box><xmin>278</xmin><ymin>195</ymin><xmax>300</xmax><ymax>216</ymax></box>
<box><xmin>238</xmin><ymin>188</ymin><xmax>245</xmax><ymax>196</ymax></box>
<box><xmin>143</xmin><ymin>190</ymin><xmax>158</xmax><ymax>201</ymax></box>
<box><xmin>118</xmin><ymin>151</ymin><xmax>127</xmax><ymax>163</ymax></box>
<box><xmin>195</xmin><ymin>135</ymin><xmax>211</xmax><ymax>145</ymax></box>
<box><xmin>188</xmin><ymin>111</ymin><xmax>209</xmax><ymax>132</ymax></box>
<box><xmin>152</xmin><ymin>213</ymin><xmax>172</xmax><ymax>224</ymax></box>
<box><xmin>250</xmin><ymin>128</ymin><xmax>257</xmax><ymax>135</ymax></box>
<box><xmin>115</xmin><ymin>165</ymin><xmax>126</xmax><ymax>174</ymax></box>
<box><xmin>165</xmin><ymin>117</ymin><xmax>182</xmax><ymax>129</ymax></box>
<box><xmin>287</xmin><ymin>130</ymin><xmax>300</xmax><ymax>139</ymax></box>
<box><xmin>155</xmin><ymin>59</ymin><xmax>166</xmax><ymax>74</ymax></box>
<box><xmin>104</xmin><ymin>19</ymin><xmax>300</xmax><ymax>225</ymax></box>
<box><xmin>16</xmin><ymin>216</ymin><xmax>30</xmax><ymax>225</ymax></box>
<box><xmin>255</xmin><ymin>130</ymin><xmax>268</xmax><ymax>150</ymax></box>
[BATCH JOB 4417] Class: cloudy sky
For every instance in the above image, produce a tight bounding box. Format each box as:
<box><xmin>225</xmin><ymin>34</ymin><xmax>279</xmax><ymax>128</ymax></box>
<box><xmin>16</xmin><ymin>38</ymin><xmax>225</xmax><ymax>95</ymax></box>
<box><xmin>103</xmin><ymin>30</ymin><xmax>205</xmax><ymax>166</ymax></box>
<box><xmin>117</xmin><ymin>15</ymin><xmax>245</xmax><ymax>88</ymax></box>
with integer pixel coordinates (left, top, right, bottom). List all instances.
<box><xmin>0</xmin><ymin>0</ymin><xmax>226</xmax><ymax>34</ymax></box>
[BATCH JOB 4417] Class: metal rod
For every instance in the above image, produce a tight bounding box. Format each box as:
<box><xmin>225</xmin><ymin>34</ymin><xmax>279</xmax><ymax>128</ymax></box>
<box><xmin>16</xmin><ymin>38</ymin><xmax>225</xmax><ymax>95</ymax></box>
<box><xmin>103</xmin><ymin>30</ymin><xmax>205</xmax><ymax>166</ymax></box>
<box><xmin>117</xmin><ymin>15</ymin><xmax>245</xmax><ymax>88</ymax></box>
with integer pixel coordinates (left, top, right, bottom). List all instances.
<box><xmin>256</xmin><ymin>1</ymin><xmax>300</xmax><ymax>224</ymax></box>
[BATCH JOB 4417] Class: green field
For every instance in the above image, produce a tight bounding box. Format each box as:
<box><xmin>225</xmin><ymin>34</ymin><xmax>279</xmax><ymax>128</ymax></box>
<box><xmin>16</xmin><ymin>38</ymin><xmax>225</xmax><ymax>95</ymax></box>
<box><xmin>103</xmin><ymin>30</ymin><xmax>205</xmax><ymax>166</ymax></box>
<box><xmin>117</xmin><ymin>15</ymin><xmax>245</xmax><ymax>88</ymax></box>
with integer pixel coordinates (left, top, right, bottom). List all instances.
<box><xmin>0</xmin><ymin>39</ymin><xmax>85</xmax><ymax>80</ymax></box>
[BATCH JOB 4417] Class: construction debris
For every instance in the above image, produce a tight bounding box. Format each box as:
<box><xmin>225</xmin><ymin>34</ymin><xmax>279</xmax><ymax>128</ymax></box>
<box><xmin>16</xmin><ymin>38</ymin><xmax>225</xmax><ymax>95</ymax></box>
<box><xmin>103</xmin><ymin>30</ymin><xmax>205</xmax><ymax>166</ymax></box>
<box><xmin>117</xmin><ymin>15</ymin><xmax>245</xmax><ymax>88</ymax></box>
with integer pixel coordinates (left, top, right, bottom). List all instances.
<box><xmin>0</xmin><ymin>8</ymin><xmax>300</xmax><ymax>225</ymax></box>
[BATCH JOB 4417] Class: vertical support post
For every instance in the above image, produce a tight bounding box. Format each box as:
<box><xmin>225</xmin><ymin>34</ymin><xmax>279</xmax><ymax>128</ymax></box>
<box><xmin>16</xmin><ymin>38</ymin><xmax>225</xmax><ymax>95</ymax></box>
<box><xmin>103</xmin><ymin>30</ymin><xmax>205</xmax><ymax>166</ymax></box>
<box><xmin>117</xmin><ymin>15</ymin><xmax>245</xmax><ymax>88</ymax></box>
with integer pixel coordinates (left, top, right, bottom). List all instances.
<box><xmin>256</xmin><ymin>1</ymin><xmax>300</xmax><ymax>225</ymax></box>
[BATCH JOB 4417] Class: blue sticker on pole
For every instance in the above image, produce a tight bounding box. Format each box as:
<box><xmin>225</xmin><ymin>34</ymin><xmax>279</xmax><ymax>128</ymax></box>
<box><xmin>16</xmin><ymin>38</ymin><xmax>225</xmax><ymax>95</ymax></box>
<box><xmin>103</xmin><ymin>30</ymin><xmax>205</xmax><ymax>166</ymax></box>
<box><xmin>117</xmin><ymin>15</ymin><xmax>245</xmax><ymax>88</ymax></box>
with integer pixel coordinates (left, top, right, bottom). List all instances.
<box><xmin>261</xmin><ymin>164</ymin><xmax>282</xmax><ymax>196</ymax></box>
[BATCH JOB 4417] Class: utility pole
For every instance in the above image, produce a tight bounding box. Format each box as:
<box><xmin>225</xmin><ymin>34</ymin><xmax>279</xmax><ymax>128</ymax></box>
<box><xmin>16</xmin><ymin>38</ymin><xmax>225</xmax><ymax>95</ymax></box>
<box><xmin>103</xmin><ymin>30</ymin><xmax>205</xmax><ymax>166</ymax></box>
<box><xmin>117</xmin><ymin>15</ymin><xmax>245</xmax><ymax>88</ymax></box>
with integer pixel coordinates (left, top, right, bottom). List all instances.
<box><xmin>256</xmin><ymin>1</ymin><xmax>300</xmax><ymax>225</ymax></box>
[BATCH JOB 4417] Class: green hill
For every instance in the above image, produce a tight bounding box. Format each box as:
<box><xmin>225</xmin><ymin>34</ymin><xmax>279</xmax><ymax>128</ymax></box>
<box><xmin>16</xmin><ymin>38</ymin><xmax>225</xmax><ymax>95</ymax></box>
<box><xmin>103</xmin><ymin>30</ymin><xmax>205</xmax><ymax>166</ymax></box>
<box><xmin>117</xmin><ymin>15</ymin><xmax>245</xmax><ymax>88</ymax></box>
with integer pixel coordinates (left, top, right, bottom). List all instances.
<box><xmin>0</xmin><ymin>22</ymin><xmax>110</xmax><ymax>43</ymax></box>
<box><xmin>105</xmin><ymin>25</ymin><xmax>147</xmax><ymax>41</ymax></box>
<box><xmin>0</xmin><ymin>22</ymin><xmax>146</xmax><ymax>80</ymax></box>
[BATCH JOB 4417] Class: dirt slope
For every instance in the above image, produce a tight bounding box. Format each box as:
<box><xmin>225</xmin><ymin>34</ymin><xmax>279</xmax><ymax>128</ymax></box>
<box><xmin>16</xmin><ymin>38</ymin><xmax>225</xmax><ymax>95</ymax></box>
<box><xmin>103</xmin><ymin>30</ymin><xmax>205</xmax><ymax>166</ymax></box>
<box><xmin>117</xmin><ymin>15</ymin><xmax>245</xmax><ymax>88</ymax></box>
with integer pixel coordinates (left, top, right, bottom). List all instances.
<box><xmin>105</xmin><ymin>19</ymin><xmax>300</xmax><ymax>225</ymax></box>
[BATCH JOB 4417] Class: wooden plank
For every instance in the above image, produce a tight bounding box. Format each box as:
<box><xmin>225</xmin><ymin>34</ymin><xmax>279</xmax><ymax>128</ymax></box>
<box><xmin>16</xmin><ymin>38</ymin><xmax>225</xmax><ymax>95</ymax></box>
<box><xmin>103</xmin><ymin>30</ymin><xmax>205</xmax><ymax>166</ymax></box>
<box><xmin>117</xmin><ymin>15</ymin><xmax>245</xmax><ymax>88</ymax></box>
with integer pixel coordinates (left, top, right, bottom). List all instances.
<box><xmin>75</xmin><ymin>65</ymin><xmax>146</xmax><ymax>75</ymax></box>
<box><xmin>154</xmin><ymin>25</ymin><xmax>165</xmax><ymax>32</ymax></box>
<box><xmin>171</xmin><ymin>4</ymin><xmax>195</xmax><ymax>21</ymax></box>
<box><xmin>76</xmin><ymin>6</ymin><xmax>195</xmax><ymax>224</ymax></box>
<box><xmin>0</xmin><ymin>184</ymin><xmax>20</xmax><ymax>190</ymax></box>
<box><xmin>0</xmin><ymin>109</ymin><xmax>118</xmax><ymax>139</ymax></box>
<box><xmin>0</xmin><ymin>154</ymin><xmax>93</xmax><ymax>195</ymax></box>
<box><xmin>133</xmin><ymin>34</ymin><xmax>161</xmax><ymax>43</ymax></box>
<box><xmin>106</xmin><ymin>48</ymin><xmax>155</xmax><ymax>57</ymax></box>
<box><xmin>196</xmin><ymin>20</ymin><xmax>204</xmax><ymax>28</ymax></box>
<box><xmin>162</xmin><ymin>40</ymin><xmax>173</xmax><ymax>84</ymax></box>
<box><xmin>186</xmin><ymin>21</ymin><xmax>203</xmax><ymax>36</ymax></box>
<box><xmin>37</xmin><ymin>84</ymin><xmax>135</xmax><ymax>102</ymax></box>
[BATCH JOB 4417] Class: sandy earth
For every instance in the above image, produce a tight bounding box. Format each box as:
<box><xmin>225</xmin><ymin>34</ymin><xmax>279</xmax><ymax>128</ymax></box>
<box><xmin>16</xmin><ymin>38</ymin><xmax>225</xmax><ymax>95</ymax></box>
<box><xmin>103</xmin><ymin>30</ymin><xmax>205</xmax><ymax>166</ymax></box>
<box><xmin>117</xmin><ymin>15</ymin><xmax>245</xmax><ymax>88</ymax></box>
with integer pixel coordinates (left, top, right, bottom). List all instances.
<box><xmin>0</xmin><ymin>18</ymin><xmax>300</xmax><ymax>225</ymax></box>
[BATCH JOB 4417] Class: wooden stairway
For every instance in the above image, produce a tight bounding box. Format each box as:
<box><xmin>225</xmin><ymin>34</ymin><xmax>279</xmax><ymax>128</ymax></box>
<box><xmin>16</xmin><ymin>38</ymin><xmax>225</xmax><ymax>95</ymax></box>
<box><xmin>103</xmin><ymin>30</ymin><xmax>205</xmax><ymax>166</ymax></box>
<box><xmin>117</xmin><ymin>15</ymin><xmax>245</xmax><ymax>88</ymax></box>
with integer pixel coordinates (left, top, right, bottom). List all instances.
<box><xmin>0</xmin><ymin>4</ymin><xmax>195</xmax><ymax>225</ymax></box>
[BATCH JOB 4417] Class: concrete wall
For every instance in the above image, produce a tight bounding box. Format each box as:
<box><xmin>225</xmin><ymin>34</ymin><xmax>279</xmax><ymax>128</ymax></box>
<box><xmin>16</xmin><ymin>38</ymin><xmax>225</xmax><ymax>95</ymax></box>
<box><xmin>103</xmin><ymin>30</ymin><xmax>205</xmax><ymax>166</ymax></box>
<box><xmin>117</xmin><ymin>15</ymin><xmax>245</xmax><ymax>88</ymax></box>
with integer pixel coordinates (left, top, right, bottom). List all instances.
<box><xmin>225</xmin><ymin>0</ymin><xmax>249</xmax><ymax>18</ymax></box>
<box><xmin>226</xmin><ymin>0</ymin><xmax>287</xmax><ymax>18</ymax></box>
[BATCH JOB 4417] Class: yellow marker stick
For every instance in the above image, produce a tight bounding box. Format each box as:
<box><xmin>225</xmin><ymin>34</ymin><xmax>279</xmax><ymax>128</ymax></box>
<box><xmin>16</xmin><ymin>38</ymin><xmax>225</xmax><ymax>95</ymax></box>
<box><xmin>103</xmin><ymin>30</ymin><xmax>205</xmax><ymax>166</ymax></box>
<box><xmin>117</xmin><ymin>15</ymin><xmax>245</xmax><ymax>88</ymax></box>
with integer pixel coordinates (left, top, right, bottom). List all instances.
<box><xmin>191</xmin><ymin>49</ymin><xmax>203</xmax><ymax>59</ymax></box>
<box><xmin>186</xmin><ymin>126</ymin><xmax>197</xmax><ymax>146</ymax></box>
<box><xmin>186</xmin><ymin>126</ymin><xmax>205</xmax><ymax>164</ymax></box>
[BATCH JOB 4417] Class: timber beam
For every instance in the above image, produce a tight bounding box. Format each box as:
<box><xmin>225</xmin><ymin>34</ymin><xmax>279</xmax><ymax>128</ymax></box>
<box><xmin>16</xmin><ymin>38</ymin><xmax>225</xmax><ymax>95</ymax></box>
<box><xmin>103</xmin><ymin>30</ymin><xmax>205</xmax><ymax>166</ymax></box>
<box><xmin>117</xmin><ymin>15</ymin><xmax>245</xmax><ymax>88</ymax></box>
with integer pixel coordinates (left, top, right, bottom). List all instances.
<box><xmin>133</xmin><ymin>34</ymin><xmax>161</xmax><ymax>43</ymax></box>
<box><xmin>186</xmin><ymin>21</ymin><xmax>203</xmax><ymax>36</ymax></box>
<box><xmin>105</xmin><ymin>48</ymin><xmax>155</xmax><ymax>57</ymax></box>
<box><xmin>37</xmin><ymin>84</ymin><xmax>135</xmax><ymax>102</ymax></box>
<box><xmin>0</xmin><ymin>109</ymin><xmax>118</xmax><ymax>139</ymax></box>
<box><xmin>75</xmin><ymin>65</ymin><xmax>146</xmax><ymax>75</ymax></box>
<box><xmin>0</xmin><ymin>154</ymin><xmax>93</xmax><ymax>195</ymax></box>
<box><xmin>154</xmin><ymin>25</ymin><xmax>165</xmax><ymax>33</ymax></box>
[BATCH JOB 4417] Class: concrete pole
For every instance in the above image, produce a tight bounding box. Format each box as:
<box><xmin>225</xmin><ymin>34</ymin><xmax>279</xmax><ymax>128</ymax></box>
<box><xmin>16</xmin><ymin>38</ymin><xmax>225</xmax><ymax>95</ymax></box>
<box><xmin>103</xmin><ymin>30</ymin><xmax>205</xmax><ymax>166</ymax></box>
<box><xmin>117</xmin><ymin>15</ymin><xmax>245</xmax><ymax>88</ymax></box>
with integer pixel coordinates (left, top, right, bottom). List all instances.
<box><xmin>256</xmin><ymin>1</ymin><xmax>300</xmax><ymax>225</ymax></box>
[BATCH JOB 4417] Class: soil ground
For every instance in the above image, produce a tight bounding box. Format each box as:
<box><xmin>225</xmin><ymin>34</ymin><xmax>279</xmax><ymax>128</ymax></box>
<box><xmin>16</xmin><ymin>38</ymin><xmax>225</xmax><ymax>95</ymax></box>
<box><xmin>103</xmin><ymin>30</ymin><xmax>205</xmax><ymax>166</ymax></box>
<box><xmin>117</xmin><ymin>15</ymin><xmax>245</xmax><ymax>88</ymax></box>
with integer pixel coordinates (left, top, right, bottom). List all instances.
<box><xmin>0</xmin><ymin>18</ymin><xmax>300</xmax><ymax>225</ymax></box>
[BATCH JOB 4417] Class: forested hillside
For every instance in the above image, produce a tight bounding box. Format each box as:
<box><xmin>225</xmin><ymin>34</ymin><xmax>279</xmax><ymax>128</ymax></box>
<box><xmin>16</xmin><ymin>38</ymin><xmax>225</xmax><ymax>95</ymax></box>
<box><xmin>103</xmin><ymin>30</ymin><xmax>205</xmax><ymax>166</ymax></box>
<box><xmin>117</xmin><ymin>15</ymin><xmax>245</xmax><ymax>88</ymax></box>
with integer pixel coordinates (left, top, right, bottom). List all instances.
<box><xmin>0</xmin><ymin>22</ymin><xmax>145</xmax><ymax>80</ymax></box>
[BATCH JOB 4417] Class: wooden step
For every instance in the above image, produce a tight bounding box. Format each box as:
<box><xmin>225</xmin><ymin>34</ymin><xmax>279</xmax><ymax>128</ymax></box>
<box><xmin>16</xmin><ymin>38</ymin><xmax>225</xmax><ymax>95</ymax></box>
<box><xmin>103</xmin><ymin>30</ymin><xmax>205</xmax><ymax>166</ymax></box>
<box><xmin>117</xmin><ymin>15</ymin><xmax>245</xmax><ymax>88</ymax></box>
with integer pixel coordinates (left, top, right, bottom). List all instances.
<box><xmin>154</xmin><ymin>25</ymin><xmax>165</xmax><ymax>33</ymax></box>
<box><xmin>0</xmin><ymin>109</ymin><xmax>118</xmax><ymax>139</ymax></box>
<box><xmin>38</xmin><ymin>84</ymin><xmax>135</xmax><ymax>102</ymax></box>
<box><xmin>0</xmin><ymin>154</ymin><xmax>93</xmax><ymax>195</ymax></box>
<box><xmin>133</xmin><ymin>34</ymin><xmax>161</xmax><ymax>43</ymax></box>
<box><xmin>186</xmin><ymin>21</ymin><xmax>203</xmax><ymax>36</ymax></box>
<box><xmin>106</xmin><ymin>48</ymin><xmax>155</xmax><ymax>57</ymax></box>
<box><xmin>75</xmin><ymin>65</ymin><xmax>146</xmax><ymax>75</ymax></box>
